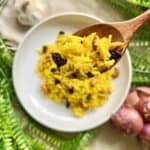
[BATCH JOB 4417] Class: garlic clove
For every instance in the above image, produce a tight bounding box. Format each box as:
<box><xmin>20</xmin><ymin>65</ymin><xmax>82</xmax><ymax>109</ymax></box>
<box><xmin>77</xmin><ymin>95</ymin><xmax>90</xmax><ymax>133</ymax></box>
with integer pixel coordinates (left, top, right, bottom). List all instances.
<box><xmin>15</xmin><ymin>0</ymin><xmax>51</xmax><ymax>26</ymax></box>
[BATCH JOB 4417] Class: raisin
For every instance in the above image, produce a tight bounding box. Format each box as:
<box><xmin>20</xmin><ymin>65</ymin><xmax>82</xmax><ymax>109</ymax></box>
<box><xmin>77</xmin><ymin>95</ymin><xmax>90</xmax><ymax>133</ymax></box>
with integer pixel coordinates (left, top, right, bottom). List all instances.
<box><xmin>54</xmin><ymin>79</ymin><xmax>60</xmax><ymax>84</ymax></box>
<box><xmin>100</xmin><ymin>68</ymin><xmax>108</xmax><ymax>73</ymax></box>
<box><xmin>59</xmin><ymin>31</ymin><xmax>65</xmax><ymax>35</ymax></box>
<box><xmin>66</xmin><ymin>101</ymin><xmax>70</xmax><ymax>108</ymax></box>
<box><xmin>110</xmin><ymin>51</ymin><xmax>121</xmax><ymax>60</ymax></box>
<box><xmin>96</xmin><ymin>52</ymin><xmax>100</xmax><ymax>55</ymax></box>
<box><xmin>42</xmin><ymin>45</ymin><xmax>47</xmax><ymax>53</ymax></box>
<box><xmin>51</xmin><ymin>53</ymin><xmax>67</xmax><ymax>68</ymax></box>
<box><xmin>86</xmin><ymin>72</ymin><xmax>94</xmax><ymax>78</ymax></box>
<box><xmin>71</xmin><ymin>71</ymin><xmax>79</xmax><ymax>78</ymax></box>
<box><xmin>92</xmin><ymin>41</ymin><xmax>97</xmax><ymax>50</ymax></box>
<box><xmin>68</xmin><ymin>87</ymin><xmax>74</xmax><ymax>94</ymax></box>
<box><xmin>86</xmin><ymin>94</ymin><xmax>91</xmax><ymax>100</ymax></box>
<box><xmin>51</xmin><ymin>68</ymin><xmax>57</xmax><ymax>72</ymax></box>
<box><xmin>92</xmin><ymin>36</ymin><xmax>98</xmax><ymax>50</ymax></box>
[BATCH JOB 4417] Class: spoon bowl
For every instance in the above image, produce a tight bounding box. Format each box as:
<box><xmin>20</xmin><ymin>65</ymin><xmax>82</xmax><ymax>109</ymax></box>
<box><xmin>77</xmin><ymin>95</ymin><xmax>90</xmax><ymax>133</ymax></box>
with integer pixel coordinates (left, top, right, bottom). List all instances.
<box><xmin>74</xmin><ymin>24</ymin><xmax>125</xmax><ymax>69</ymax></box>
<box><xmin>74</xmin><ymin>24</ymin><xmax>124</xmax><ymax>42</ymax></box>
<box><xmin>74</xmin><ymin>10</ymin><xmax>150</xmax><ymax>71</ymax></box>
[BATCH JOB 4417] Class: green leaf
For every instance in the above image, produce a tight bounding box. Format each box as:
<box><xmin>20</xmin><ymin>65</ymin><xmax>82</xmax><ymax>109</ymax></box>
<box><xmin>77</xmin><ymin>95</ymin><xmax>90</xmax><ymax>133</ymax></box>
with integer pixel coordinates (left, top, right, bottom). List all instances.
<box><xmin>0</xmin><ymin>0</ymin><xmax>8</xmax><ymax>14</ymax></box>
<box><xmin>0</xmin><ymin>34</ymin><xmax>95</xmax><ymax>150</ymax></box>
<box><xmin>105</xmin><ymin>0</ymin><xmax>144</xmax><ymax>18</ymax></box>
<box><xmin>105</xmin><ymin>0</ymin><xmax>150</xmax><ymax>41</ymax></box>
<box><xmin>0</xmin><ymin>36</ymin><xmax>14</xmax><ymax>69</ymax></box>
<box><xmin>127</xmin><ymin>0</ymin><xmax>150</xmax><ymax>8</ymax></box>
<box><xmin>129</xmin><ymin>48</ymin><xmax>150</xmax><ymax>86</ymax></box>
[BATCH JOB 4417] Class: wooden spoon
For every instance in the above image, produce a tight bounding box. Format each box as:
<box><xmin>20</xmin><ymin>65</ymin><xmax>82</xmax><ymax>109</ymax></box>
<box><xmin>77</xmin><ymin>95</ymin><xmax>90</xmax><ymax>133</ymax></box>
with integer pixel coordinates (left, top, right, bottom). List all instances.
<box><xmin>74</xmin><ymin>10</ymin><xmax>150</xmax><ymax>71</ymax></box>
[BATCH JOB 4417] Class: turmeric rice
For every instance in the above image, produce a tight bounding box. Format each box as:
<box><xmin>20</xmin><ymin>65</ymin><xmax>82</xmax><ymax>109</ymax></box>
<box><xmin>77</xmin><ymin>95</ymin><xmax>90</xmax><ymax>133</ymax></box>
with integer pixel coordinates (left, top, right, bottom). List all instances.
<box><xmin>36</xmin><ymin>32</ymin><xmax>121</xmax><ymax>117</ymax></box>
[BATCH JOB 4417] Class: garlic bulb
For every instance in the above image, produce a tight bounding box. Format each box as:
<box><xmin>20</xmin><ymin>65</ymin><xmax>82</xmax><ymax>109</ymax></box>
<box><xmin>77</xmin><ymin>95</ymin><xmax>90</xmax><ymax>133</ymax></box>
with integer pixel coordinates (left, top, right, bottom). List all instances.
<box><xmin>15</xmin><ymin>0</ymin><xmax>50</xmax><ymax>26</ymax></box>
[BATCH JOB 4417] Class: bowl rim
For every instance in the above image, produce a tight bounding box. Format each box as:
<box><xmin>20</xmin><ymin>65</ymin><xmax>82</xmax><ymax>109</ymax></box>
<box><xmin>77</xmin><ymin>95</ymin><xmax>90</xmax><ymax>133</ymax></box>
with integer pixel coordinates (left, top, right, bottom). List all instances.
<box><xmin>13</xmin><ymin>12</ymin><xmax>132</xmax><ymax>132</ymax></box>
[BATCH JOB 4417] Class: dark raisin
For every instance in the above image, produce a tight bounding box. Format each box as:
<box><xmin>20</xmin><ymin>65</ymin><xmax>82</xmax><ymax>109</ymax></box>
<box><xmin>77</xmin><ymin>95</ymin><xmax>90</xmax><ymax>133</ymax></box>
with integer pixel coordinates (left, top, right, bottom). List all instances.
<box><xmin>92</xmin><ymin>42</ymin><xmax>97</xmax><ymax>50</ymax></box>
<box><xmin>96</xmin><ymin>52</ymin><xmax>100</xmax><ymax>55</ymax></box>
<box><xmin>86</xmin><ymin>72</ymin><xmax>94</xmax><ymax>78</ymax></box>
<box><xmin>59</xmin><ymin>31</ymin><xmax>65</xmax><ymax>35</ymax></box>
<box><xmin>66</xmin><ymin>101</ymin><xmax>70</xmax><ymax>108</ymax></box>
<box><xmin>42</xmin><ymin>45</ymin><xmax>47</xmax><ymax>53</ymax></box>
<box><xmin>92</xmin><ymin>36</ymin><xmax>97</xmax><ymax>50</ymax></box>
<box><xmin>51</xmin><ymin>68</ymin><xmax>57</xmax><ymax>72</ymax></box>
<box><xmin>100</xmin><ymin>68</ymin><xmax>108</xmax><ymax>73</ymax></box>
<box><xmin>93</xmin><ymin>64</ymin><xmax>97</xmax><ymax>67</ymax></box>
<box><xmin>51</xmin><ymin>52</ymin><xmax>67</xmax><ymax>68</ymax></box>
<box><xmin>71</xmin><ymin>71</ymin><xmax>79</xmax><ymax>78</ymax></box>
<box><xmin>110</xmin><ymin>51</ymin><xmax>121</xmax><ymax>60</ymax></box>
<box><xmin>86</xmin><ymin>94</ymin><xmax>91</xmax><ymax>100</ymax></box>
<box><xmin>80</xmin><ymin>40</ymin><xmax>83</xmax><ymax>44</ymax></box>
<box><xmin>54</xmin><ymin>79</ymin><xmax>60</xmax><ymax>84</ymax></box>
<box><xmin>68</xmin><ymin>87</ymin><xmax>74</xmax><ymax>94</ymax></box>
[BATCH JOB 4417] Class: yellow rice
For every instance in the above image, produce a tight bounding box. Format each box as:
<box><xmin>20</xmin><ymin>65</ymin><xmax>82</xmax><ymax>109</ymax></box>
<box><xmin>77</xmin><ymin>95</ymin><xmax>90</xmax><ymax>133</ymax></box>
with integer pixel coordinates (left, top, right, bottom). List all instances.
<box><xmin>36</xmin><ymin>33</ymin><xmax>115</xmax><ymax>117</ymax></box>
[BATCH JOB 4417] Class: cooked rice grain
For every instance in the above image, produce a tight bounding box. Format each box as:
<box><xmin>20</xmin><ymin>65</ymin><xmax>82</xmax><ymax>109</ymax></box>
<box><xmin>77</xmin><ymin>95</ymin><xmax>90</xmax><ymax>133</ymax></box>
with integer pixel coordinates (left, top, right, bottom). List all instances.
<box><xmin>37</xmin><ymin>33</ymin><xmax>115</xmax><ymax>117</ymax></box>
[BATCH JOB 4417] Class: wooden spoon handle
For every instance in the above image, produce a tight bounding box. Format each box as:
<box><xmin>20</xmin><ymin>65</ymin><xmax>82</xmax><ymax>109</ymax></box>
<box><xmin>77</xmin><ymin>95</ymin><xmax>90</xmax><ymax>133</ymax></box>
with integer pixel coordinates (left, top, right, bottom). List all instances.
<box><xmin>112</xmin><ymin>10</ymin><xmax>150</xmax><ymax>44</ymax></box>
<box><xmin>127</xmin><ymin>9</ymin><xmax>150</xmax><ymax>32</ymax></box>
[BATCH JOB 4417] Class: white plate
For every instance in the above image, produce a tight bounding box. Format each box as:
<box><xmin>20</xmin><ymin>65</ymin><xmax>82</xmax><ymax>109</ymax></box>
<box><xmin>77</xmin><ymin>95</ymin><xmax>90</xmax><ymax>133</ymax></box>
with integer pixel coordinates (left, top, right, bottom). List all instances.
<box><xmin>13</xmin><ymin>12</ymin><xmax>132</xmax><ymax>132</ymax></box>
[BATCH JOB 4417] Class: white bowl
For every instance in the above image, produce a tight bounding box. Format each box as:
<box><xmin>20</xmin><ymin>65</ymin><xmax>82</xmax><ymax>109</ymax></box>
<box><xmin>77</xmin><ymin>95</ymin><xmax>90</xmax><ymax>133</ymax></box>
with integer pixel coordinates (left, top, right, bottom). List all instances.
<box><xmin>13</xmin><ymin>12</ymin><xmax>132</xmax><ymax>132</ymax></box>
